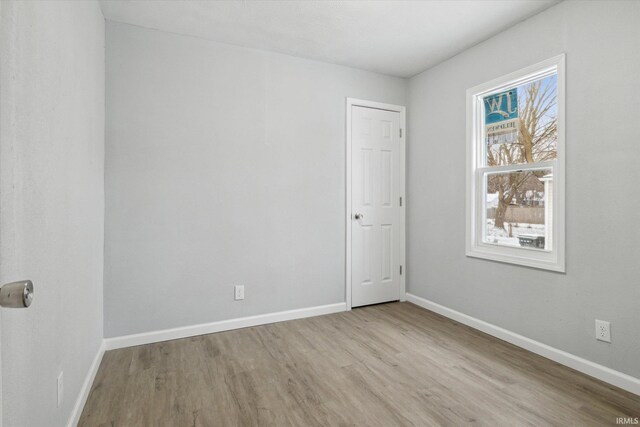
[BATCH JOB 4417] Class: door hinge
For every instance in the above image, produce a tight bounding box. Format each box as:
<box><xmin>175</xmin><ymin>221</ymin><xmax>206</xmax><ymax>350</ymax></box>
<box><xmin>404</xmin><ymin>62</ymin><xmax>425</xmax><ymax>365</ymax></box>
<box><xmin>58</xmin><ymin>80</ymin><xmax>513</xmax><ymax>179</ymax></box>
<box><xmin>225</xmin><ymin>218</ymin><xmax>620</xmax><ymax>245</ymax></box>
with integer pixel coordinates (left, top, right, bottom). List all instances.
<box><xmin>399</xmin><ymin>196</ymin><xmax>403</xmax><ymax>207</ymax></box>
<box><xmin>399</xmin><ymin>128</ymin><xmax>403</xmax><ymax>138</ymax></box>
<box><xmin>400</xmin><ymin>265</ymin><xmax>403</xmax><ymax>275</ymax></box>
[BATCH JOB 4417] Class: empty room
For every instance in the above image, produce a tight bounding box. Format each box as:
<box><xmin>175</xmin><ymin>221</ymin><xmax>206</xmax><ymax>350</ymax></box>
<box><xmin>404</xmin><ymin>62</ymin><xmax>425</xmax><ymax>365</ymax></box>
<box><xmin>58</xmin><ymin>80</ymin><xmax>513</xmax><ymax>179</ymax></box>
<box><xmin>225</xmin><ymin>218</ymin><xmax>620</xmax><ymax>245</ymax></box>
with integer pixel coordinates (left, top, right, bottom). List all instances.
<box><xmin>1</xmin><ymin>0</ymin><xmax>640</xmax><ymax>426</ymax></box>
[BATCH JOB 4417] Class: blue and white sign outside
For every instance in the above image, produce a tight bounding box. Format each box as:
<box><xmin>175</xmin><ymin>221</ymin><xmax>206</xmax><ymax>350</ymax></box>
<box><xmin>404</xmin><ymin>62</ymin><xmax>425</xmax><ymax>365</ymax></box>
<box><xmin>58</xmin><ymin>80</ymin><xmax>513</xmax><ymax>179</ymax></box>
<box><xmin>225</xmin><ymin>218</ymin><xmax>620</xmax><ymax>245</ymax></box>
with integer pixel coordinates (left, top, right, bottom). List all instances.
<box><xmin>484</xmin><ymin>89</ymin><xmax>519</xmax><ymax>146</ymax></box>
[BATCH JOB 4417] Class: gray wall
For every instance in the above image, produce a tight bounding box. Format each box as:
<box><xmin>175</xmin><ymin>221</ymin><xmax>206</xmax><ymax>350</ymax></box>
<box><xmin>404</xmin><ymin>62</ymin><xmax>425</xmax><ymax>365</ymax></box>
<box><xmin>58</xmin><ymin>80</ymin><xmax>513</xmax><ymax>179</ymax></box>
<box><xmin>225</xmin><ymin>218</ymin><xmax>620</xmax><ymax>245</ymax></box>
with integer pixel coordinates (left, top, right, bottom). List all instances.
<box><xmin>104</xmin><ymin>22</ymin><xmax>406</xmax><ymax>337</ymax></box>
<box><xmin>407</xmin><ymin>1</ymin><xmax>640</xmax><ymax>378</ymax></box>
<box><xmin>0</xmin><ymin>1</ymin><xmax>105</xmax><ymax>426</ymax></box>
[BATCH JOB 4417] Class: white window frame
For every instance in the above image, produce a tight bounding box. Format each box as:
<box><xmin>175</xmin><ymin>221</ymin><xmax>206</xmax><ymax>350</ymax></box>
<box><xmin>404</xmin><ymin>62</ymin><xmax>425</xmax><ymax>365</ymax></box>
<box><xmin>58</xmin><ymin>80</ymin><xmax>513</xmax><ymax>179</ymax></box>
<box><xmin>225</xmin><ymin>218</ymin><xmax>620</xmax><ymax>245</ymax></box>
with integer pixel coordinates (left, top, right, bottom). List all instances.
<box><xmin>466</xmin><ymin>54</ymin><xmax>566</xmax><ymax>272</ymax></box>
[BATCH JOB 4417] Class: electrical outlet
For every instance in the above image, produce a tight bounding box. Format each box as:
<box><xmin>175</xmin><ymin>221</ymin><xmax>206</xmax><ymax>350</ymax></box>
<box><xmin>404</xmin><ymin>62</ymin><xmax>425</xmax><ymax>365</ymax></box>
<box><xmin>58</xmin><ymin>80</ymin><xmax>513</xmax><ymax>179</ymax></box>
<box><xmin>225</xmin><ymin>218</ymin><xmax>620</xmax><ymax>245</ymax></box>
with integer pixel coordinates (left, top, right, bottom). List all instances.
<box><xmin>234</xmin><ymin>285</ymin><xmax>244</xmax><ymax>301</ymax></box>
<box><xmin>595</xmin><ymin>319</ymin><xmax>611</xmax><ymax>343</ymax></box>
<box><xmin>57</xmin><ymin>371</ymin><xmax>64</xmax><ymax>408</ymax></box>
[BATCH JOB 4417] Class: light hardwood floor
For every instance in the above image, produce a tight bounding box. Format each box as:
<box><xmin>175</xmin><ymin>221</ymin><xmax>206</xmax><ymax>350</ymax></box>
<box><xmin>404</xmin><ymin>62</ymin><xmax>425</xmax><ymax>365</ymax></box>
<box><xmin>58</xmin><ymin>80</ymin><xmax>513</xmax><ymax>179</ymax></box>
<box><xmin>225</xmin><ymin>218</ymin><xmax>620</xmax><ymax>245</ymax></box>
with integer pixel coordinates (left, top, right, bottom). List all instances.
<box><xmin>79</xmin><ymin>302</ymin><xmax>640</xmax><ymax>426</ymax></box>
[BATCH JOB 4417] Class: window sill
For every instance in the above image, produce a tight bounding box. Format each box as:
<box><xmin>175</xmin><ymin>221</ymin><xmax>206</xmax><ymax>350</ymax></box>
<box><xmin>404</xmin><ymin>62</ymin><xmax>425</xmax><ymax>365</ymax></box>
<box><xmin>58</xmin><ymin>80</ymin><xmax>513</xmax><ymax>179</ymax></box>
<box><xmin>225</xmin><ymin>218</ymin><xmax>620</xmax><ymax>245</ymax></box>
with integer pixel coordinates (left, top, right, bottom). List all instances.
<box><xmin>466</xmin><ymin>244</ymin><xmax>565</xmax><ymax>273</ymax></box>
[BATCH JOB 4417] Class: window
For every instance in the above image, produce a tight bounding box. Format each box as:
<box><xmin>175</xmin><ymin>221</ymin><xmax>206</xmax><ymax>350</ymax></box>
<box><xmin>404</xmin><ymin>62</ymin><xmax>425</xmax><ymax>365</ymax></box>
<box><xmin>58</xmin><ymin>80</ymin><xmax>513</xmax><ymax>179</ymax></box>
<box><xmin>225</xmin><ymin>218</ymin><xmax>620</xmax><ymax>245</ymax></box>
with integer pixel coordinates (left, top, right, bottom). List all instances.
<box><xmin>466</xmin><ymin>55</ymin><xmax>565</xmax><ymax>272</ymax></box>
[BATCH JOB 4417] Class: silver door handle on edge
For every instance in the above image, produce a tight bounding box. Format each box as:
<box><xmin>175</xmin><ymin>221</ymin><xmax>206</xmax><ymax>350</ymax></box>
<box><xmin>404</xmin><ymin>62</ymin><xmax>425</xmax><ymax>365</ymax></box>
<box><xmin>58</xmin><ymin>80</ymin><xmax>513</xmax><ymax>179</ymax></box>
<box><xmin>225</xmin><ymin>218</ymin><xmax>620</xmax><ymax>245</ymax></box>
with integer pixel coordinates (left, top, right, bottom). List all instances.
<box><xmin>353</xmin><ymin>213</ymin><xmax>364</xmax><ymax>220</ymax></box>
<box><xmin>0</xmin><ymin>280</ymin><xmax>34</xmax><ymax>308</ymax></box>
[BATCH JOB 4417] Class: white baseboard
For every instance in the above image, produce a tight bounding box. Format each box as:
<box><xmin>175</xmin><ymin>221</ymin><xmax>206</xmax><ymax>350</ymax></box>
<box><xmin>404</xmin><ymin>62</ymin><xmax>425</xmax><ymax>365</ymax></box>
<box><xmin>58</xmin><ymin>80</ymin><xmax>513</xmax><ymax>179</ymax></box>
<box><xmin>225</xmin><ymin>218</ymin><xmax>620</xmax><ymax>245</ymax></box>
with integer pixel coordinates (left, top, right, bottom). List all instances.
<box><xmin>104</xmin><ymin>302</ymin><xmax>347</xmax><ymax>351</ymax></box>
<box><xmin>405</xmin><ymin>292</ymin><xmax>640</xmax><ymax>396</ymax></box>
<box><xmin>67</xmin><ymin>340</ymin><xmax>106</xmax><ymax>427</ymax></box>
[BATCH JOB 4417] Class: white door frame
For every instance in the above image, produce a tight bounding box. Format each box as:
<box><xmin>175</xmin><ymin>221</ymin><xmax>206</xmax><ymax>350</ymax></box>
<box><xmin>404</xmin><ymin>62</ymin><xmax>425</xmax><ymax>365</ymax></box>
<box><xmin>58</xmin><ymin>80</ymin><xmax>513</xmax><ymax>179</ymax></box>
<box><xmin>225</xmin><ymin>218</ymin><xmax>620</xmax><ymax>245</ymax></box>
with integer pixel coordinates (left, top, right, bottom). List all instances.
<box><xmin>345</xmin><ymin>98</ymin><xmax>406</xmax><ymax>310</ymax></box>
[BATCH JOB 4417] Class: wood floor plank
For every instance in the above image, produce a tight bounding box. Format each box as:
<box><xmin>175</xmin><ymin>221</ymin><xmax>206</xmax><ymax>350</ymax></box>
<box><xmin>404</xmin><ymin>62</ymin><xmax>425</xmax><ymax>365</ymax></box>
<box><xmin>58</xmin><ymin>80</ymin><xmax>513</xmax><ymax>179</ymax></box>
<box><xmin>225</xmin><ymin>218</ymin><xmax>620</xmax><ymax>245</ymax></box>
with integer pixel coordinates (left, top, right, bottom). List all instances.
<box><xmin>79</xmin><ymin>303</ymin><xmax>640</xmax><ymax>426</ymax></box>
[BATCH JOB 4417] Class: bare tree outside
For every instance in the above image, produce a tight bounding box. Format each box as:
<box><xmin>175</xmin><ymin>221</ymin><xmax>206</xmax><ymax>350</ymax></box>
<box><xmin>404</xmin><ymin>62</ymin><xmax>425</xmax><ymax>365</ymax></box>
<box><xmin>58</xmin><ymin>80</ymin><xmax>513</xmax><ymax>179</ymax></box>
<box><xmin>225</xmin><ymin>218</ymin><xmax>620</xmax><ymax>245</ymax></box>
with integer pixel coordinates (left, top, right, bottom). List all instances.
<box><xmin>485</xmin><ymin>75</ymin><xmax>557</xmax><ymax>235</ymax></box>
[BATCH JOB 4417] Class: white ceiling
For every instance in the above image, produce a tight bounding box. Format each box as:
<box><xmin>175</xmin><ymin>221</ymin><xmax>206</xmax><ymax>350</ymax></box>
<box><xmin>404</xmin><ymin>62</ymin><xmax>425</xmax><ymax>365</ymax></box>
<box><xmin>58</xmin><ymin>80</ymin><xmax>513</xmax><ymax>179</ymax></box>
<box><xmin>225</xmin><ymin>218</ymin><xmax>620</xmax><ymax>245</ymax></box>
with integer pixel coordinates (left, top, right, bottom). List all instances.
<box><xmin>99</xmin><ymin>0</ymin><xmax>559</xmax><ymax>78</ymax></box>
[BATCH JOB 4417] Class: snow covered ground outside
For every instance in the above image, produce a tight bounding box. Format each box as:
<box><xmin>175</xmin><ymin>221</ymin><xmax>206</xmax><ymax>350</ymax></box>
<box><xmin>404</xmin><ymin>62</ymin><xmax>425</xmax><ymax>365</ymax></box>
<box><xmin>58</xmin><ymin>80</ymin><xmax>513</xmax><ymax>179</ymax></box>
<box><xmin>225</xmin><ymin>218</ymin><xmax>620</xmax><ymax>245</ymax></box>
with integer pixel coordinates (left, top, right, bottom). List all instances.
<box><xmin>484</xmin><ymin>219</ymin><xmax>545</xmax><ymax>248</ymax></box>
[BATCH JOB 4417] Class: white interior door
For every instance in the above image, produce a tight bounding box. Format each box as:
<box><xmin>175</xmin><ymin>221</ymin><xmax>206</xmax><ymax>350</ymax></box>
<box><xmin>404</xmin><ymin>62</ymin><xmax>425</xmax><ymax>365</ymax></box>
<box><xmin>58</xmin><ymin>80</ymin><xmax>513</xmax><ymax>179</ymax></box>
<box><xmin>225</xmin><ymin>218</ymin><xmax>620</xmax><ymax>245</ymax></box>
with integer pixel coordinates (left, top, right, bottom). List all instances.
<box><xmin>351</xmin><ymin>105</ymin><xmax>402</xmax><ymax>307</ymax></box>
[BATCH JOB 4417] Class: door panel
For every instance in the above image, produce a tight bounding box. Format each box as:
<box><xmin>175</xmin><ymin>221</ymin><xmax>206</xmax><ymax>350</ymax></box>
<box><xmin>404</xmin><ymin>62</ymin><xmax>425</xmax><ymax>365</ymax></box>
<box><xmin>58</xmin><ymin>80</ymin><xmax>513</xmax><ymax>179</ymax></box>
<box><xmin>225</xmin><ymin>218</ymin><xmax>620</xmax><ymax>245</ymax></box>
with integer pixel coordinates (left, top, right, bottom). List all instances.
<box><xmin>351</xmin><ymin>106</ymin><xmax>401</xmax><ymax>307</ymax></box>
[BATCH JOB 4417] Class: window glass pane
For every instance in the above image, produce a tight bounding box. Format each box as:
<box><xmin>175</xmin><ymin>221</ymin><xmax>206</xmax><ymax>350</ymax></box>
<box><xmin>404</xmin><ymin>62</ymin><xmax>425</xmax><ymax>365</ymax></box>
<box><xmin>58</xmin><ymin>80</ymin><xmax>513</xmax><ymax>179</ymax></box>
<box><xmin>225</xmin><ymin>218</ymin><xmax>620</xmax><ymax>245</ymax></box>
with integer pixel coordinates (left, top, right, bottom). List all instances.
<box><xmin>484</xmin><ymin>74</ymin><xmax>557</xmax><ymax>166</ymax></box>
<box><xmin>484</xmin><ymin>169</ymin><xmax>552</xmax><ymax>250</ymax></box>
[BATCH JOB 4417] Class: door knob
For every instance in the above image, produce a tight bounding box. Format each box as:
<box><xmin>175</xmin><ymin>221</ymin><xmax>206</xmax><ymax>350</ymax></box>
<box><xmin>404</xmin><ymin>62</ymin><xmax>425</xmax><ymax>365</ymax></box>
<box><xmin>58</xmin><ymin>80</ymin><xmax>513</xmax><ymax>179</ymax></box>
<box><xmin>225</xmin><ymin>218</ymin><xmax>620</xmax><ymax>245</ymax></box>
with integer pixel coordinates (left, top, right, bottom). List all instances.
<box><xmin>353</xmin><ymin>213</ymin><xmax>364</xmax><ymax>220</ymax></box>
<box><xmin>0</xmin><ymin>280</ymin><xmax>34</xmax><ymax>308</ymax></box>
